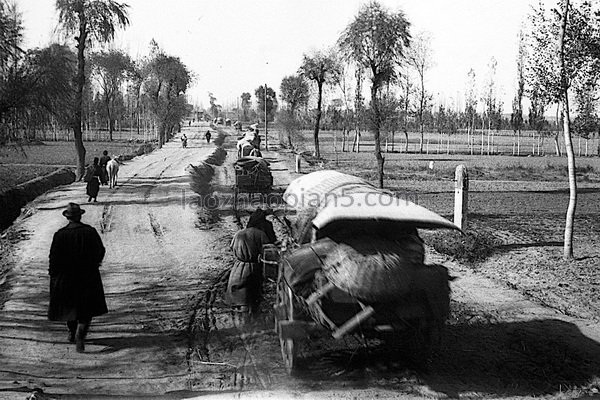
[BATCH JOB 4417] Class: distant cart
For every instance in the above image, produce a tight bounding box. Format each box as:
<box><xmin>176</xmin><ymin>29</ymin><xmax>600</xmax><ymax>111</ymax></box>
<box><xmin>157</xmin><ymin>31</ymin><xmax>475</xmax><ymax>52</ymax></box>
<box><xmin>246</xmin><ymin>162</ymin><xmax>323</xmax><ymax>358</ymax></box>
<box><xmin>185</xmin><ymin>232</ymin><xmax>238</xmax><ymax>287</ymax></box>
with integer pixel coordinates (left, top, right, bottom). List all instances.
<box><xmin>268</xmin><ymin>170</ymin><xmax>459</xmax><ymax>374</ymax></box>
<box><xmin>233</xmin><ymin>156</ymin><xmax>273</xmax><ymax>207</ymax></box>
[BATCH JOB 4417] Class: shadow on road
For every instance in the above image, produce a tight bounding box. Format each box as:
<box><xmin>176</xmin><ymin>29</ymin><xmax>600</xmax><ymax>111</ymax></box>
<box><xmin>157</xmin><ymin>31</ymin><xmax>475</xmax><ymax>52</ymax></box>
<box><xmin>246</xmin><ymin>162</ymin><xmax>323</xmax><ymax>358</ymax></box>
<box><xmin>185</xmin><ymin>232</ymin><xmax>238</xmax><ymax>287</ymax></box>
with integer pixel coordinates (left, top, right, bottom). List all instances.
<box><xmin>285</xmin><ymin>318</ymin><xmax>600</xmax><ymax>398</ymax></box>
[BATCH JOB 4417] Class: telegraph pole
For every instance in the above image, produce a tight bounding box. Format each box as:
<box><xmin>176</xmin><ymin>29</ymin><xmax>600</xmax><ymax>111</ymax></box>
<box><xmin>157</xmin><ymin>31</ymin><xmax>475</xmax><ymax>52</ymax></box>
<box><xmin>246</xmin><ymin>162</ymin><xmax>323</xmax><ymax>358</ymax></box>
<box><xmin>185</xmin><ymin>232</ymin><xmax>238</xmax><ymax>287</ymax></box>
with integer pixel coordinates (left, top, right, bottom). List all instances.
<box><xmin>264</xmin><ymin>83</ymin><xmax>268</xmax><ymax>150</ymax></box>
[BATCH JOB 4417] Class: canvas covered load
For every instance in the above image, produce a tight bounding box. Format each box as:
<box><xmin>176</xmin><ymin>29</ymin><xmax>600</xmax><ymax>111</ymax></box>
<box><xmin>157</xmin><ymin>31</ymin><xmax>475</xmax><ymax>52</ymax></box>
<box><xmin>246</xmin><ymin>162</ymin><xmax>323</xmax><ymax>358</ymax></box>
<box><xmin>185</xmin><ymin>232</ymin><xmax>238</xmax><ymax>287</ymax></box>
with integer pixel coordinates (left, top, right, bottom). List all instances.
<box><xmin>283</xmin><ymin>170</ymin><xmax>459</xmax><ymax>232</ymax></box>
<box><xmin>281</xmin><ymin>170</ymin><xmax>458</xmax><ymax>303</ymax></box>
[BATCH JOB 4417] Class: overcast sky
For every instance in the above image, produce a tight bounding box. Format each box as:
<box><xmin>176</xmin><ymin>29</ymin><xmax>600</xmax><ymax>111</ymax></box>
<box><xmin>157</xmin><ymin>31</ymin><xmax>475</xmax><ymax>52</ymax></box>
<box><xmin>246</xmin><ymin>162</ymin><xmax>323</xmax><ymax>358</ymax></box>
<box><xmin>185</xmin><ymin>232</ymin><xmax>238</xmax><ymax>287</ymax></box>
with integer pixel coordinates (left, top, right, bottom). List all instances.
<box><xmin>19</xmin><ymin>0</ymin><xmax>540</xmax><ymax>111</ymax></box>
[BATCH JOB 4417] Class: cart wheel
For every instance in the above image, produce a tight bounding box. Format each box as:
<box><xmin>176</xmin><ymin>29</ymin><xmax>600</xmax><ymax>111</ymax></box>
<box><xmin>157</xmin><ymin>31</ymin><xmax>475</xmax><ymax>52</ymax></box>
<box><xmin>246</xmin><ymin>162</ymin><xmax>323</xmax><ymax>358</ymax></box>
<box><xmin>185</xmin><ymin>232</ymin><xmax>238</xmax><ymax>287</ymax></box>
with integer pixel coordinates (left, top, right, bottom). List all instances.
<box><xmin>278</xmin><ymin>280</ymin><xmax>296</xmax><ymax>374</ymax></box>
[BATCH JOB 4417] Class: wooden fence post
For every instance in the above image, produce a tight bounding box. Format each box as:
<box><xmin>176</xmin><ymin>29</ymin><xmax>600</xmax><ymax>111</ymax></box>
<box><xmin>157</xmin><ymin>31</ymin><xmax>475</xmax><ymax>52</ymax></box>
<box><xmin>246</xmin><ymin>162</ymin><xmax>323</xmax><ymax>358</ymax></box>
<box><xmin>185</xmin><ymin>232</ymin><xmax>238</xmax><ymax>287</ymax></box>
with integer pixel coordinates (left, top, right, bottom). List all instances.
<box><xmin>295</xmin><ymin>154</ymin><xmax>301</xmax><ymax>173</ymax></box>
<box><xmin>454</xmin><ymin>164</ymin><xmax>468</xmax><ymax>230</ymax></box>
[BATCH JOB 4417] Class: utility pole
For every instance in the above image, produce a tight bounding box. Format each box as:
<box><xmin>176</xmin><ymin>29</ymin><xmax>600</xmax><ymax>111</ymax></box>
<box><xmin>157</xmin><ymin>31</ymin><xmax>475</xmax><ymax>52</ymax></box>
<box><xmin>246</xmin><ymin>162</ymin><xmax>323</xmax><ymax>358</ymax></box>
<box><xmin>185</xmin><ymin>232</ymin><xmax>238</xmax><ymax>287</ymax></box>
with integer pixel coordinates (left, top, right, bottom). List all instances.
<box><xmin>264</xmin><ymin>83</ymin><xmax>268</xmax><ymax>150</ymax></box>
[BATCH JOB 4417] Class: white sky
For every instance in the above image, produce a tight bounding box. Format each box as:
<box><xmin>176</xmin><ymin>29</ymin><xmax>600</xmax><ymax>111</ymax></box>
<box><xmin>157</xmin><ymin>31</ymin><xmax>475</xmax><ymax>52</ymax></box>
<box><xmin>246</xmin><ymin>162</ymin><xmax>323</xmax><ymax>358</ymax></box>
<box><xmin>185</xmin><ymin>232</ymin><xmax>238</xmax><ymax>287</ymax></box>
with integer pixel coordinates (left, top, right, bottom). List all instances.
<box><xmin>18</xmin><ymin>0</ymin><xmax>541</xmax><ymax>111</ymax></box>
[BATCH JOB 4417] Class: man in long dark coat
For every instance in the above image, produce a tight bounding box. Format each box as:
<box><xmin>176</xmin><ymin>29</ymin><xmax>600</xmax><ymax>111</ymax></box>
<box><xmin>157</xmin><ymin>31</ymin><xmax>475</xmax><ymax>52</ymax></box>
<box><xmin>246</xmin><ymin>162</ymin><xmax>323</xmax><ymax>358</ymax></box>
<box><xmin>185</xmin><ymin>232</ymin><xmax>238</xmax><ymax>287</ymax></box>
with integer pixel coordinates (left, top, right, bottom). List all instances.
<box><xmin>48</xmin><ymin>202</ymin><xmax>107</xmax><ymax>353</ymax></box>
<box><xmin>226</xmin><ymin>209</ymin><xmax>276</xmax><ymax>323</ymax></box>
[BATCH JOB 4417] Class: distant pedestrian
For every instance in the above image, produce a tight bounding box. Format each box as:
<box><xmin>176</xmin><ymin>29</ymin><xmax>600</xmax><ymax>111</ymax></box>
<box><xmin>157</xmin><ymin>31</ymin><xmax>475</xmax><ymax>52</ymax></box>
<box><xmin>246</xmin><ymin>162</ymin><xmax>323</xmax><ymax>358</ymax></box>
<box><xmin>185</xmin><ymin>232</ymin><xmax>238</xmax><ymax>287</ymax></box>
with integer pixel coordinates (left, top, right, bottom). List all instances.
<box><xmin>84</xmin><ymin>157</ymin><xmax>102</xmax><ymax>202</ymax></box>
<box><xmin>181</xmin><ymin>133</ymin><xmax>188</xmax><ymax>148</ymax></box>
<box><xmin>48</xmin><ymin>203</ymin><xmax>107</xmax><ymax>353</ymax></box>
<box><xmin>205</xmin><ymin>130</ymin><xmax>211</xmax><ymax>144</ymax></box>
<box><xmin>99</xmin><ymin>150</ymin><xmax>111</xmax><ymax>185</ymax></box>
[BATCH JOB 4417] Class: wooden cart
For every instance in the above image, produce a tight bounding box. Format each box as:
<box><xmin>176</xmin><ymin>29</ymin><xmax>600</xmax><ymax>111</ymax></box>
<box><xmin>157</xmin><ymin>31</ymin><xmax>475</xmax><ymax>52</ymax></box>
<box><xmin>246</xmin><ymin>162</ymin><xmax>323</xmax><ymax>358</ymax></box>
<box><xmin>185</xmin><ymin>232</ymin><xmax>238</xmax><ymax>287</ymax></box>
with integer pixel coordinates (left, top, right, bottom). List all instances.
<box><xmin>270</xmin><ymin>170</ymin><xmax>460</xmax><ymax>374</ymax></box>
<box><xmin>233</xmin><ymin>156</ymin><xmax>273</xmax><ymax>206</ymax></box>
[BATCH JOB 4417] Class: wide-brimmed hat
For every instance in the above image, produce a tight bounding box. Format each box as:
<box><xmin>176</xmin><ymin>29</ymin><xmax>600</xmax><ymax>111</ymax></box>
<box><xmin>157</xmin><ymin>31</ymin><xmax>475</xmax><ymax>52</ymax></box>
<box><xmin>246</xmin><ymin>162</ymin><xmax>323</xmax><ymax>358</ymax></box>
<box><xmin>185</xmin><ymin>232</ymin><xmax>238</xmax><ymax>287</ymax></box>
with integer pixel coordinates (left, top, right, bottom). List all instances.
<box><xmin>62</xmin><ymin>202</ymin><xmax>85</xmax><ymax>217</ymax></box>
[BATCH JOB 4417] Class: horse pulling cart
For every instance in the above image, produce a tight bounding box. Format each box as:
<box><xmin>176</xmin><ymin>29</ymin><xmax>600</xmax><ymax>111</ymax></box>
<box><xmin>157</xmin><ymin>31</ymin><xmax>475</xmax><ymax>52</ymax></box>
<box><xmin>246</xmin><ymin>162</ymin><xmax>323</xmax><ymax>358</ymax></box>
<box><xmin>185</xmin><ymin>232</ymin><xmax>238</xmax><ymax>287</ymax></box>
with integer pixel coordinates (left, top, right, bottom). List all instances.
<box><xmin>265</xmin><ymin>170</ymin><xmax>459</xmax><ymax>374</ymax></box>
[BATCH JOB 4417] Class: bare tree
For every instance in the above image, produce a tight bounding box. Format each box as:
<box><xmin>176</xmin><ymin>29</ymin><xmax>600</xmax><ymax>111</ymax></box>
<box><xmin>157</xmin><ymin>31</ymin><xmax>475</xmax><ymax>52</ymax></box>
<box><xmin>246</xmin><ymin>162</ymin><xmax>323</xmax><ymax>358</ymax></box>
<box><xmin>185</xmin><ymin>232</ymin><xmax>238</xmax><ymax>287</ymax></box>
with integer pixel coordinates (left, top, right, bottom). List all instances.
<box><xmin>339</xmin><ymin>1</ymin><xmax>411</xmax><ymax>188</ymax></box>
<box><xmin>280</xmin><ymin>74</ymin><xmax>309</xmax><ymax>149</ymax></box>
<box><xmin>465</xmin><ymin>68</ymin><xmax>478</xmax><ymax>155</ymax></box>
<box><xmin>558</xmin><ymin>0</ymin><xmax>575</xmax><ymax>259</ymax></box>
<box><xmin>56</xmin><ymin>0</ymin><xmax>129</xmax><ymax>179</ymax></box>
<box><xmin>482</xmin><ymin>57</ymin><xmax>501</xmax><ymax>155</ymax></box>
<box><xmin>299</xmin><ymin>48</ymin><xmax>340</xmax><ymax>159</ymax></box>
<box><xmin>407</xmin><ymin>31</ymin><xmax>433</xmax><ymax>154</ymax></box>
<box><xmin>511</xmin><ymin>30</ymin><xmax>525</xmax><ymax>156</ymax></box>
<box><xmin>143</xmin><ymin>52</ymin><xmax>191</xmax><ymax>148</ymax></box>
<box><xmin>240</xmin><ymin>92</ymin><xmax>251</xmax><ymax>121</ymax></box>
<box><xmin>90</xmin><ymin>49</ymin><xmax>132</xmax><ymax>140</ymax></box>
<box><xmin>352</xmin><ymin>67</ymin><xmax>364</xmax><ymax>153</ymax></box>
<box><xmin>525</xmin><ymin>0</ymin><xmax>600</xmax><ymax>258</ymax></box>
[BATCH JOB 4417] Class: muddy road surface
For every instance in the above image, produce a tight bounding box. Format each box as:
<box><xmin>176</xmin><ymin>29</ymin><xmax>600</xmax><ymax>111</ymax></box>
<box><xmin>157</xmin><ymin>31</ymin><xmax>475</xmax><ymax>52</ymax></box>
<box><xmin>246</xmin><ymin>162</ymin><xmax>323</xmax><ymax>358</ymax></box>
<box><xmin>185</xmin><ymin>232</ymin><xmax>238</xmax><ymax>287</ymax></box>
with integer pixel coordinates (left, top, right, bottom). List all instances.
<box><xmin>1</xmin><ymin>124</ymin><xmax>600</xmax><ymax>399</ymax></box>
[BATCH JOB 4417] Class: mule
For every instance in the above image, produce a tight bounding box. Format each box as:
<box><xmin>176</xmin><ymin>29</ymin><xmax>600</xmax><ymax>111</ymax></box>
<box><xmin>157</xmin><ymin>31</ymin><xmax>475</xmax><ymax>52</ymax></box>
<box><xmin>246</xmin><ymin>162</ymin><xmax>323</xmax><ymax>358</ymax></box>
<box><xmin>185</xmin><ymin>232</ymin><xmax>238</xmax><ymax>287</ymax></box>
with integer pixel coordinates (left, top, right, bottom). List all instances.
<box><xmin>106</xmin><ymin>158</ymin><xmax>119</xmax><ymax>189</ymax></box>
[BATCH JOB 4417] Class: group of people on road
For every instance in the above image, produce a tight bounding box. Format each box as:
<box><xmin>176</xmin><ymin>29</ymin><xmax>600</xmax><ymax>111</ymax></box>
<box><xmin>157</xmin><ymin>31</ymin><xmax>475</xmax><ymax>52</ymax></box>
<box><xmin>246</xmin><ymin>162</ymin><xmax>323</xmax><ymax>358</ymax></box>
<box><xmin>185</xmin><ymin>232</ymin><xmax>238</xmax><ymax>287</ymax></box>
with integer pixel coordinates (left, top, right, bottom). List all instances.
<box><xmin>47</xmin><ymin>202</ymin><xmax>278</xmax><ymax>352</ymax></box>
<box><xmin>47</xmin><ymin>123</ymin><xmax>274</xmax><ymax>353</ymax></box>
<box><xmin>181</xmin><ymin>130</ymin><xmax>212</xmax><ymax>148</ymax></box>
<box><xmin>84</xmin><ymin>150</ymin><xmax>112</xmax><ymax>202</ymax></box>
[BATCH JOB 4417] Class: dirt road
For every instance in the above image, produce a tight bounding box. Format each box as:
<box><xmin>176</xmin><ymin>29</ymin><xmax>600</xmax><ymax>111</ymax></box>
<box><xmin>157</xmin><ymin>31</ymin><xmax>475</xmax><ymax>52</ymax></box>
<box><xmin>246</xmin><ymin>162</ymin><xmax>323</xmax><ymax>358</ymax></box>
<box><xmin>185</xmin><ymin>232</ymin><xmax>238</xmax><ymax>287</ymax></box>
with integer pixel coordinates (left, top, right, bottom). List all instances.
<box><xmin>1</xmin><ymin>125</ymin><xmax>600</xmax><ymax>399</ymax></box>
<box><xmin>0</xmin><ymin>125</ymin><xmax>241</xmax><ymax>397</ymax></box>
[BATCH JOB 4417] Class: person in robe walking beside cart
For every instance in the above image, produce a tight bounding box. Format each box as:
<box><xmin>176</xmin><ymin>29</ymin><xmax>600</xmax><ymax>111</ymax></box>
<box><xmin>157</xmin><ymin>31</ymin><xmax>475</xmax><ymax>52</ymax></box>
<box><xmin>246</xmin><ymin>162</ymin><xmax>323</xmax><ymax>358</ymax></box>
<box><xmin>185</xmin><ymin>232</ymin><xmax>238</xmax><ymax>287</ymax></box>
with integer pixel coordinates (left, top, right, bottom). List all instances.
<box><xmin>226</xmin><ymin>208</ymin><xmax>276</xmax><ymax>324</ymax></box>
<box><xmin>84</xmin><ymin>157</ymin><xmax>103</xmax><ymax>202</ymax></box>
<box><xmin>47</xmin><ymin>203</ymin><xmax>108</xmax><ymax>353</ymax></box>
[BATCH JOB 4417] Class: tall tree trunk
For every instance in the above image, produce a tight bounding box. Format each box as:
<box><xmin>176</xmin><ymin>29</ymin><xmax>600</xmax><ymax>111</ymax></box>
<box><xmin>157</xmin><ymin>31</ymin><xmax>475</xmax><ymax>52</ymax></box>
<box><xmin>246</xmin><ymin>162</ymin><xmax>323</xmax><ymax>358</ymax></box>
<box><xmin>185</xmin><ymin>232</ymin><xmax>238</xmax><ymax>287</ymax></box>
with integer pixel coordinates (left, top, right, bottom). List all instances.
<box><xmin>418</xmin><ymin>74</ymin><xmax>425</xmax><ymax>154</ymax></box>
<box><xmin>403</xmin><ymin>81</ymin><xmax>409</xmax><ymax>153</ymax></box>
<box><xmin>419</xmin><ymin>121</ymin><xmax>424</xmax><ymax>154</ymax></box>
<box><xmin>558</xmin><ymin>0</ymin><xmax>576</xmax><ymax>259</ymax></box>
<box><xmin>371</xmin><ymin>83</ymin><xmax>384</xmax><ymax>188</ymax></box>
<box><xmin>73</xmin><ymin>7</ymin><xmax>87</xmax><ymax>180</ymax></box>
<box><xmin>105</xmin><ymin>97</ymin><xmax>113</xmax><ymax>141</ymax></box>
<box><xmin>314</xmin><ymin>82</ymin><xmax>323</xmax><ymax>158</ymax></box>
<box><xmin>555</xmin><ymin>104</ymin><xmax>562</xmax><ymax>156</ymax></box>
<box><xmin>481</xmin><ymin>118</ymin><xmax>484</xmax><ymax>155</ymax></box>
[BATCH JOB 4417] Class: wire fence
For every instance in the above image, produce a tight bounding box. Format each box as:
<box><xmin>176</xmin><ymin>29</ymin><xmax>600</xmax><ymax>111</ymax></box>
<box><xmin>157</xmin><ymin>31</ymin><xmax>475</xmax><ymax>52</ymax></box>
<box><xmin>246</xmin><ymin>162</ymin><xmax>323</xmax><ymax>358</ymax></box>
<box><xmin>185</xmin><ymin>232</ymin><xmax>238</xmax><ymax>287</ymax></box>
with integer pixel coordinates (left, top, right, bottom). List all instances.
<box><xmin>294</xmin><ymin>129</ymin><xmax>600</xmax><ymax>158</ymax></box>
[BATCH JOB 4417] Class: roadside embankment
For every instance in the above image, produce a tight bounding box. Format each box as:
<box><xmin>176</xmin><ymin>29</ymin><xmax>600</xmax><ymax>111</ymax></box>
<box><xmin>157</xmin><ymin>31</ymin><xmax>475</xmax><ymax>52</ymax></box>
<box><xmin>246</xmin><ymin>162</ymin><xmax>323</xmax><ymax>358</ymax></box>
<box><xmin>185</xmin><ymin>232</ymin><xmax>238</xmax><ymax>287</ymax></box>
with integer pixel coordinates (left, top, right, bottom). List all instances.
<box><xmin>0</xmin><ymin>167</ymin><xmax>76</xmax><ymax>230</ymax></box>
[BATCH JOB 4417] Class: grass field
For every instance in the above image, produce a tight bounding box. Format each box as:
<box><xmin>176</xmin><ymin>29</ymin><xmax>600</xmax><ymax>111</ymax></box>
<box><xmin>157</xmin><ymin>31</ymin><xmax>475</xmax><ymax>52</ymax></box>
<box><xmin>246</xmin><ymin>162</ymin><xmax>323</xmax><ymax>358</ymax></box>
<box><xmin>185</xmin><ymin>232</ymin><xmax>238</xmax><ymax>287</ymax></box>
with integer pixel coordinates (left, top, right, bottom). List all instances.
<box><xmin>0</xmin><ymin>165</ymin><xmax>59</xmax><ymax>192</ymax></box>
<box><xmin>272</xmin><ymin>128</ymin><xmax>600</xmax><ymax>184</ymax></box>
<box><xmin>280</xmin><ymin>128</ymin><xmax>600</xmax><ymax>158</ymax></box>
<box><xmin>32</xmin><ymin>127</ymin><xmax>156</xmax><ymax>143</ymax></box>
<box><xmin>0</xmin><ymin>141</ymin><xmax>146</xmax><ymax>166</ymax></box>
<box><xmin>0</xmin><ymin>140</ymin><xmax>152</xmax><ymax>190</ymax></box>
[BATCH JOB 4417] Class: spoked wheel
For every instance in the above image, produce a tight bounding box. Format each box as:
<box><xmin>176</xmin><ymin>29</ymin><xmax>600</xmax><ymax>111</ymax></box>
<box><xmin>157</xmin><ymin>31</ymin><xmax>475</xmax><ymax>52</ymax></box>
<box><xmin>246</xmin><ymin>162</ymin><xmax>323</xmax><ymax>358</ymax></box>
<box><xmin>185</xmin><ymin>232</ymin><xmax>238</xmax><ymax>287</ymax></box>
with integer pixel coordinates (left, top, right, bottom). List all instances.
<box><xmin>277</xmin><ymin>278</ymin><xmax>296</xmax><ymax>375</ymax></box>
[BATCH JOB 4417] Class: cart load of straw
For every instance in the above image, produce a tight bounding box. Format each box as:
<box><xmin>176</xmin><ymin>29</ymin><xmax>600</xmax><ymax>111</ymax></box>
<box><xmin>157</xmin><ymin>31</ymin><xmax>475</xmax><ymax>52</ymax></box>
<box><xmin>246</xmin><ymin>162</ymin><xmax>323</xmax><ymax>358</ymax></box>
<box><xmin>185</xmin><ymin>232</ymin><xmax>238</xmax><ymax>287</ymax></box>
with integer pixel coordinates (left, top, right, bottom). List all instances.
<box><xmin>186</xmin><ymin>161</ymin><xmax>214</xmax><ymax>195</ymax></box>
<box><xmin>321</xmin><ymin>233</ymin><xmax>425</xmax><ymax>303</ymax></box>
<box><xmin>234</xmin><ymin>156</ymin><xmax>273</xmax><ymax>190</ymax></box>
<box><xmin>281</xmin><ymin>230</ymin><xmax>425</xmax><ymax>304</ymax></box>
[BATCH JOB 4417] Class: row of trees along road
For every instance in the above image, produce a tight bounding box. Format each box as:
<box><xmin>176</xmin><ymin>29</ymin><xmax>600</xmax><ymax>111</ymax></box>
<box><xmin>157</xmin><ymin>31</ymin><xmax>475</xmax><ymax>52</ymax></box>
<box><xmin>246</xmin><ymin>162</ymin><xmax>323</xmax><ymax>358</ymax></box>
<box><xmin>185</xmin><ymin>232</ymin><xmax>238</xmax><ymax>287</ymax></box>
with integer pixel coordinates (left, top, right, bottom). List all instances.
<box><xmin>0</xmin><ymin>0</ymin><xmax>193</xmax><ymax>180</ymax></box>
<box><xmin>274</xmin><ymin>0</ymin><xmax>600</xmax><ymax>259</ymax></box>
